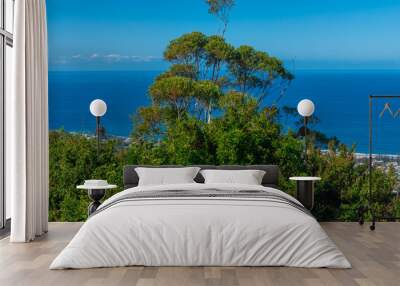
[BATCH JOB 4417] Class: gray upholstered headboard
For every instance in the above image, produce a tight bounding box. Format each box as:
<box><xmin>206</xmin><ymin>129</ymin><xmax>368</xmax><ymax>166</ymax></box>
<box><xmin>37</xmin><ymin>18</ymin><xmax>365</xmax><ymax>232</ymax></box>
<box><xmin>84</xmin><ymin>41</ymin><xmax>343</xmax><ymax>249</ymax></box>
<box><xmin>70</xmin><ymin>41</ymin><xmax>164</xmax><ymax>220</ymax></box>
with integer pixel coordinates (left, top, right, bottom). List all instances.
<box><xmin>123</xmin><ymin>165</ymin><xmax>280</xmax><ymax>189</ymax></box>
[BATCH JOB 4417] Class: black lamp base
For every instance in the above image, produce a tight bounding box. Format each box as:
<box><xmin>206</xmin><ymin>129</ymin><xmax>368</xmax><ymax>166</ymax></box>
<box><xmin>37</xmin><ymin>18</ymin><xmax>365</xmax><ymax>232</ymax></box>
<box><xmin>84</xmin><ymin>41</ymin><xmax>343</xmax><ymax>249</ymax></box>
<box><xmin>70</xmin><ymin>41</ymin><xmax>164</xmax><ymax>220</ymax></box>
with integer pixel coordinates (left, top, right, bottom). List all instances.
<box><xmin>296</xmin><ymin>181</ymin><xmax>314</xmax><ymax>210</ymax></box>
<box><xmin>87</xmin><ymin>189</ymin><xmax>105</xmax><ymax>215</ymax></box>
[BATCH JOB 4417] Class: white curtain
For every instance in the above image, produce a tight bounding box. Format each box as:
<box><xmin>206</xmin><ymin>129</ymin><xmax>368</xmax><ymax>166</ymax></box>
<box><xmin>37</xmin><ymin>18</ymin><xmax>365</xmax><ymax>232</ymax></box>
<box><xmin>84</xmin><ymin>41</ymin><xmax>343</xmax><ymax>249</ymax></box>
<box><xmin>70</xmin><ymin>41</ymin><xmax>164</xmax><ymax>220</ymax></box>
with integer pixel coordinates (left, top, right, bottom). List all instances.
<box><xmin>7</xmin><ymin>0</ymin><xmax>49</xmax><ymax>242</ymax></box>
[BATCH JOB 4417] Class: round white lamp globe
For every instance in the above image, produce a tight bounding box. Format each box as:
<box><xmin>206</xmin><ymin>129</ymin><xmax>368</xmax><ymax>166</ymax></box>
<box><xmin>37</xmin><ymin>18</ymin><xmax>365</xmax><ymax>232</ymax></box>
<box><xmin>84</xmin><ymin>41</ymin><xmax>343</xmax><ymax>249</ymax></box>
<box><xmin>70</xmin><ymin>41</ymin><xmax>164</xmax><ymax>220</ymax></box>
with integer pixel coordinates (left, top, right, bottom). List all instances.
<box><xmin>297</xmin><ymin>99</ymin><xmax>315</xmax><ymax>117</ymax></box>
<box><xmin>90</xmin><ymin>99</ymin><xmax>107</xmax><ymax>117</ymax></box>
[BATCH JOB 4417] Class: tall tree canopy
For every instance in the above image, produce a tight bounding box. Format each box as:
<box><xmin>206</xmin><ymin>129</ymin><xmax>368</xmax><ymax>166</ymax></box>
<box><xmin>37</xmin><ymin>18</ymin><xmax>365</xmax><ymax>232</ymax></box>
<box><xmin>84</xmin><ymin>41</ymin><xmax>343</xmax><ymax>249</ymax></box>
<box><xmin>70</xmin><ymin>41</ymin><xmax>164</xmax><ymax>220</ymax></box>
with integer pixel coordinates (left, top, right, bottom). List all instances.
<box><xmin>135</xmin><ymin>31</ymin><xmax>293</xmax><ymax>137</ymax></box>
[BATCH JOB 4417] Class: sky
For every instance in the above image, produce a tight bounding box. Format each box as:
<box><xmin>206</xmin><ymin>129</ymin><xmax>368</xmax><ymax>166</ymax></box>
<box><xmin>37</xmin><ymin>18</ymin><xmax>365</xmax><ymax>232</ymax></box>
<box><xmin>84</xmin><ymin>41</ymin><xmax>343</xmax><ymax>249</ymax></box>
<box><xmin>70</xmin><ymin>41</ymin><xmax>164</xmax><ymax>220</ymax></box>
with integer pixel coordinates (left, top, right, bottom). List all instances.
<box><xmin>47</xmin><ymin>0</ymin><xmax>400</xmax><ymax>71</ymax></box>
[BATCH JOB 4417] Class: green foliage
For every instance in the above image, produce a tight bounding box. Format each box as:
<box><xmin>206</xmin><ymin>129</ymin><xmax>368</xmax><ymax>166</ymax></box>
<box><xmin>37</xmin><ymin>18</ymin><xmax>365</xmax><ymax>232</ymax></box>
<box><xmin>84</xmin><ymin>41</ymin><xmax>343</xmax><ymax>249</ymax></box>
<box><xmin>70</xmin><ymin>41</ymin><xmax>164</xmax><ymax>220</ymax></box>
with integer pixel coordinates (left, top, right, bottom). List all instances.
<box><xmin>49</xmin><ymin>115</ymin><xmax>398</xmax><ymax>222</ymax></box>
<box><xmin>195</xmin><ymin>80</ymin><xmax>222</xmax><ymax>122</ymax></box>
<box><xmin>164</xmin><ymin>32</ymin><xmax>208</xmax><ymax>71</ymax></box>
<box><xmin>49</xmin><ymin>131</ymin><xmax>125</xmax><ymax>221</ymax></box>
<box><xmin>133</xmin><ymin>105</ymin><xmax>164</xmax><ymax>142</ymax></box>
<box><xmin>204</xmin><ymin>35</ymin><xmax>234</xmax><ymax>82</ymax></box>
<box><xmin>143</xmin><ymin>31</ymin><xmax>293</xmax><ymax>139</ymax></box>
<box><xmin>165</xmin><ymin>118</ymin><xmax>215</xmax><ymax>164</ymax></box>
<box><xmin>228</xmin><ymin>45</ymin><xmax>293</xmax><ymax>102</ymax></box>
<box><xmin>158</xmin><ymin>64</ymin><xmax>198</xmax><ymax>80</ymax></box>
<box><xmin>49</xmin><ymin>10</ymin><xmax>398</xmax><ymax>223</ymax></box>
<box><xmin>310</xmin><ymin>145</ymin><xmax>360</xmax><ymax>220</ymax></box>
<box><xmin>149</xmin><ymin>76</ymin><xmax>196</xmax><ymax>119</ymax></box>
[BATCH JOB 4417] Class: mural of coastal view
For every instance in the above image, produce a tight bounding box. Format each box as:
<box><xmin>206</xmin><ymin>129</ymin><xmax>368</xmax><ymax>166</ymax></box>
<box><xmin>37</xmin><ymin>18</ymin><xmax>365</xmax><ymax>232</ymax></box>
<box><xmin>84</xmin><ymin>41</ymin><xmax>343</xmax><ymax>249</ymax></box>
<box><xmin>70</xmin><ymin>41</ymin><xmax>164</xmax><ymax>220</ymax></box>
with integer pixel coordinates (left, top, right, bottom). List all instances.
<box><xmin>47</xmin><ymin>0</ymin><xmax>400</xmax><ymax>222</ymax></box>
<box><xmin>48</xmin><ymin>1</ymin><xmax>400</xmax><ymax>154</ymax></box>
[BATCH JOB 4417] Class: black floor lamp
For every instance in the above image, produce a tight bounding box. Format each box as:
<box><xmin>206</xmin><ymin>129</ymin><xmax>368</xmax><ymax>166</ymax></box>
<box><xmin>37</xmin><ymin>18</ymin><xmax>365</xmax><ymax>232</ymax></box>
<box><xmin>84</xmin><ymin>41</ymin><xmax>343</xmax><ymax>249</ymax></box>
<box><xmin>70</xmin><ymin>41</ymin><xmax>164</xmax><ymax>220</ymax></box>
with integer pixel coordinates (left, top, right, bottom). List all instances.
<box><xmin>89</xmin><ymin>99</ymin><xmax>107</xmax><ymax>160</ymax></box>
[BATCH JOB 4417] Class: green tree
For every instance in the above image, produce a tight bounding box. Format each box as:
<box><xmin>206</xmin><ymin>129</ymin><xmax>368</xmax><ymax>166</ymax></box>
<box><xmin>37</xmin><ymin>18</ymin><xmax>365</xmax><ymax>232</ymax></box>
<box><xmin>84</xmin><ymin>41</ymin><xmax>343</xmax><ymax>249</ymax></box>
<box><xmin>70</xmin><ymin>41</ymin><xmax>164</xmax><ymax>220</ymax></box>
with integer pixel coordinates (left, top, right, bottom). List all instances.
<box><xmin>195</xmin><ymin>80</ymin><xmax>222</xmax><ymax>123</ymax></box>
<box><xmin>204</xmin><ymin>35</ymin><xmax>234</xmax><ymax>82</ymax></box>
<box><xmin>49</xmin><ymin>131</ymin><xmax>125</xmax><ymax>221</ymax></box>
<box><xmin>140</xmin><ymin>31</ymin><xmax>293</xmax><ymax>133</ymax></box>
<box><xmin>149</xmin><ymin>76</ymin><xmax>197</xmax><ymax>120</ymax></box>
<box><xmin>228</xmin><ymin>45</ymin><xmax>294</xmax><ymax>104</ymax></box>
<box><xmin>164</xmin><ymin>32</ymin><xmax>208</xmax><ymax>77</ymax></box>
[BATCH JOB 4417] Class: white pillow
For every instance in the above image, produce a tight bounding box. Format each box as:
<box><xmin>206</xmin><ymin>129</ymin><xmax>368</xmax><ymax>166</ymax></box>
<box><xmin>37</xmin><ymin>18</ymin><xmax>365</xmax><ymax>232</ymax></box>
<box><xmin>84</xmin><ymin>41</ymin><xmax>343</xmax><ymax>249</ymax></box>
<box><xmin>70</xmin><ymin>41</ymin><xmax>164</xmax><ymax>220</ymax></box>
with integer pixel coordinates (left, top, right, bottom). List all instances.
<box><xmin>135</xmin><ymin>167</ymin><xmax>200</xmax><ymax>186</ymax></box>
<box><xmin>200</xmin><ymin>169</ymin><xmax>266</xmax><ymax>185</ymax></box>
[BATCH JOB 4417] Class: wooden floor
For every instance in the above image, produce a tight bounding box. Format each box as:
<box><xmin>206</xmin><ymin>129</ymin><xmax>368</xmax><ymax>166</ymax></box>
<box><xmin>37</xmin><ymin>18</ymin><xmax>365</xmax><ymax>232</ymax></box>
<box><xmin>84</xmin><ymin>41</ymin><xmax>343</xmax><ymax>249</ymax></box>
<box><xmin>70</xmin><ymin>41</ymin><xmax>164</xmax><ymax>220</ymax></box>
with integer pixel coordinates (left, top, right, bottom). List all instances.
<box><xmin>0</xmin><ymin>222</ymin><xmax>399</xmax><ymax>286</ymax></box>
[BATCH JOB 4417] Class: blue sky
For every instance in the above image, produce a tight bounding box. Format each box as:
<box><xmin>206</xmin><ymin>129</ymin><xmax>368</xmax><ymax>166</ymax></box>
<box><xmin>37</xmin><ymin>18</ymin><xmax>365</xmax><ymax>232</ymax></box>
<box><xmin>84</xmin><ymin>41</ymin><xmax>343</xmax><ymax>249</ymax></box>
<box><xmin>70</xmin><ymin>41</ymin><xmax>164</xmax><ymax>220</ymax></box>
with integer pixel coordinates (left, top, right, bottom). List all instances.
<box><xmin>47</xmin><ymin>0</ymin><xmax>400</xmax><ymax>70</ymax></box>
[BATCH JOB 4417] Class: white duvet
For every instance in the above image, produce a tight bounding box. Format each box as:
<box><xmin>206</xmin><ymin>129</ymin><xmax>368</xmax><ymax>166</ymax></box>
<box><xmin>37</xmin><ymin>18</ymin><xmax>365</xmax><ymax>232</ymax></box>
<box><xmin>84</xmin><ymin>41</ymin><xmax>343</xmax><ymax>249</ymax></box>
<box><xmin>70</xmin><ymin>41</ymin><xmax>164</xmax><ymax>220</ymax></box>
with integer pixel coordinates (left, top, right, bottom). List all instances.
<box><xmin>50</xmin><ymin>183</ymin><xmax>351</xmax><ymax>269</ymax></box>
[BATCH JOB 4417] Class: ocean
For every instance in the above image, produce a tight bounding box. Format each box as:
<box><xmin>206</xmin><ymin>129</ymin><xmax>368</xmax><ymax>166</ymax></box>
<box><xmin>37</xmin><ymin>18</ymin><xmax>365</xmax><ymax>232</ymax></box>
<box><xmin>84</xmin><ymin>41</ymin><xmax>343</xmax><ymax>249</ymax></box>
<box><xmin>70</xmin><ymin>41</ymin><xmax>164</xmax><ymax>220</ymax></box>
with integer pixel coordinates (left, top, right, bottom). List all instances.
<box><xmin>49</xmin><ymin>70</ymin><xmax>400</xmax><ymax>154</ymax></box>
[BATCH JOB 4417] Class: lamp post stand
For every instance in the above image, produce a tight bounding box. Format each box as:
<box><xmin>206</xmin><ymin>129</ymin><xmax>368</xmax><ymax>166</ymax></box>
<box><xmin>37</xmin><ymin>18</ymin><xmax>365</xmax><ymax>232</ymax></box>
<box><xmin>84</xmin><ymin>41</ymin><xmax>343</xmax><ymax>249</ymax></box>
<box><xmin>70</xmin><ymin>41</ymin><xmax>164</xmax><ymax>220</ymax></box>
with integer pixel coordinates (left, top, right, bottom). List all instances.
<box><xmin>96</xmin><ymin>116</ymin><xmax>100</xmax><ymax>160</ymax></box>
<box><xmin>297</xmin><ymin>99</ymin><xmax>315</xmax><ymax>169</ymax></box>
<box><xmin>304</xmin><ymin>116</ymin><xmax>308</xmax><ymax>164</ymax></box>
<box><xmin>90</xmin><ymin>99</ymin><xmax>107</xmax><ymax>162</ymax></box>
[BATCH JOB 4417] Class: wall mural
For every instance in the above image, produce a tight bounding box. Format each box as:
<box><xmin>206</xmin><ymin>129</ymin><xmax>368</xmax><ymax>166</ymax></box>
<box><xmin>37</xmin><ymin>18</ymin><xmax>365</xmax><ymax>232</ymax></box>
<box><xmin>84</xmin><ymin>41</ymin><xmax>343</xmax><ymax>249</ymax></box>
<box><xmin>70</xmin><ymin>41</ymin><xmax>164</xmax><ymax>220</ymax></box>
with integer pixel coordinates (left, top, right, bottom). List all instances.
<box><xmin>47</xmin><ymin>0</ymin><xmax>400</xmax><ymax>222</ymax></box>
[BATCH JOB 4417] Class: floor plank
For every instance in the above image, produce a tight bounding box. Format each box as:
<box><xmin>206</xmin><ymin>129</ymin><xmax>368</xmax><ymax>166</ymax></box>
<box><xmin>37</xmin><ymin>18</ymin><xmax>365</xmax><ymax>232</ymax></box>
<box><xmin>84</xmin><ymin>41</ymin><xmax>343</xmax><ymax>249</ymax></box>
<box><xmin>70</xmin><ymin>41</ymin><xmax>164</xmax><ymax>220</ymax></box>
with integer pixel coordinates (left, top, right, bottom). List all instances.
<box><xmin>0</xmin><ymin>222</ymin><xmax>399</xmax><ymax>286</ymax></box>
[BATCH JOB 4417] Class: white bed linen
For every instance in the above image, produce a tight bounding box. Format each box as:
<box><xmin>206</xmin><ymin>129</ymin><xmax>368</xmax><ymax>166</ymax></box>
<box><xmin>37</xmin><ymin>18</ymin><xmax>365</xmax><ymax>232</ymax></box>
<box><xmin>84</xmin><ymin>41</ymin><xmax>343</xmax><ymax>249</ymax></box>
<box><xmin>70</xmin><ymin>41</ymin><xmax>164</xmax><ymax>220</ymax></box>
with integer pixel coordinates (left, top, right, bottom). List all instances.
<box><xmin>50</xmin><ymin>183</ymin><xmax>351</xmax><ymax>269</ymax></box>
<box><xmin>135</xmin><ymin>167</ymin><xmax>200</xmax><ymax>186</ymax></box>
<box><xmin>200</xmin><ymin>169</ymin><xmax>265</xmax><ymax>185</ymax></box>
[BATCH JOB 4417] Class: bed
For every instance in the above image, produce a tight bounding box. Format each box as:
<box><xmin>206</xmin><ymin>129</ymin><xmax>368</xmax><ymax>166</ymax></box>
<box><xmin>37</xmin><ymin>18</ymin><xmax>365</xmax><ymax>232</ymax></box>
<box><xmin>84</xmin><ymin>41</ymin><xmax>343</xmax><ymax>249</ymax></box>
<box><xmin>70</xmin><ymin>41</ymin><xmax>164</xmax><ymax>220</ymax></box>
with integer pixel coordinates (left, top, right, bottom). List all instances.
<box><xmin>50</xmin><ymin>165</ymin><xmax>351</xmax><ymax>269</ymax></box>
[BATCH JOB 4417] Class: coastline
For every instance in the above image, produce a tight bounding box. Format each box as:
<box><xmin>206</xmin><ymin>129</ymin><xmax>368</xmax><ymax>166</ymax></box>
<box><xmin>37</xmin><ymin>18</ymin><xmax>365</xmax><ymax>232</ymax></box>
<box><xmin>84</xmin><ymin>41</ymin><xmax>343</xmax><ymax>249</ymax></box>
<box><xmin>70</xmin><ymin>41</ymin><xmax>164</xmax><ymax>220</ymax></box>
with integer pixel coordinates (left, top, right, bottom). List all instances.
<box><xmin>55</xmin><ymin>130</ymin><xmax>132</xmax><ymax>146</ymax></box>
<box><xmin>354</xmin><ymin>153</ymin><xmax>400</xmax><ymax>160</ymax></box>
<box><xmin>58</xmin><ymin>130</ymin><xmax>400</xmax><ymax>159</ymax></box>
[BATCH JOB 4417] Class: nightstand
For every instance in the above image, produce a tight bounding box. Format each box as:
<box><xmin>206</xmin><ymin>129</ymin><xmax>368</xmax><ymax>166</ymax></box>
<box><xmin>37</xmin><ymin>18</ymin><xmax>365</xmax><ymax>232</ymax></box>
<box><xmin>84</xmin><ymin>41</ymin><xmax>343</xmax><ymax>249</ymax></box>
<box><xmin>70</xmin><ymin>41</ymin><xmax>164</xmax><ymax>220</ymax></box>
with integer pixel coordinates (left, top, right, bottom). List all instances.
<box><xmin>289</xmin><ymin>177</ymin><xmax>321</xmax><ymax>210</ymax></box>
<box><xmin>77</xmin><ymin>183</ymin><xmax>117</xmax><ymax>215</ymax></box>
